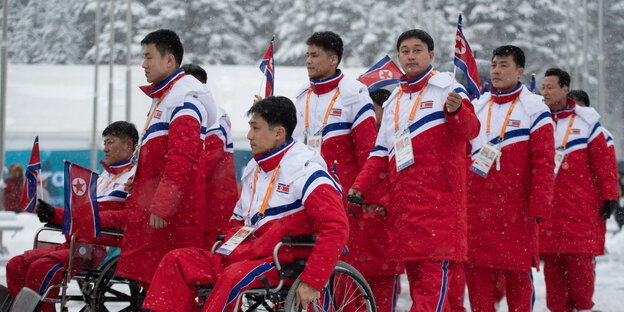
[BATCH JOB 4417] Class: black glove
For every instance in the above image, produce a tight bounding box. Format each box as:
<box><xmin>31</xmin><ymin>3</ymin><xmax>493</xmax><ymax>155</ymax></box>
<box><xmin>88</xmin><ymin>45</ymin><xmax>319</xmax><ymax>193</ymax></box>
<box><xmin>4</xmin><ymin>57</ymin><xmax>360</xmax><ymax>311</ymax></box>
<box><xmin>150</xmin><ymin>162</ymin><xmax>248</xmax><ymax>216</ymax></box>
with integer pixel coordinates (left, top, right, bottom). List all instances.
<box><xmin>36</xmin><ymin>199</ymin><xmax>54</xmax><ymax>223</ymax></box>
<box><xmin>600</xmin><ymin>200</ymin><xmax>618</xmax><ymax>221</ymax></box>
<box><xmin>615</xmin><ymin>206</ymin><xmax>624</xmax><ymax>229</ymax></box>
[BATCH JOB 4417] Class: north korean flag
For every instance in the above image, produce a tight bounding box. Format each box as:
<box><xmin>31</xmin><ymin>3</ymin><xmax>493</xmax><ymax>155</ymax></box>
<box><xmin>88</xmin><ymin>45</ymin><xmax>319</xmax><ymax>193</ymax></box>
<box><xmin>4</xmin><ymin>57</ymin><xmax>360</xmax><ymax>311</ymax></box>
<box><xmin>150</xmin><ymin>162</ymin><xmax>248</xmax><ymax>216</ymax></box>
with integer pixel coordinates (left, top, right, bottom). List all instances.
<box><xmin>454</xmin><ymin>12</ymin><xmax>480</xmax><ymax>99</ymax></box>
<box><xmin>20</xmin><ymin>137</ymin><xmax>41</xmax><ymax>212</ymax></box>
<box><xmin>259</xmin><ymin>36</ymin><xmax>275</xmax><ymax>98</ymax></box>
<box><xmin>358</xmin><ymin>55</ymin><xmax>403</xmax><ymax>93</ymax></box>
<box><xmin>62</xmin><ymin>161</ymin><xmax>101</xmax><ymax>238</ymax></box>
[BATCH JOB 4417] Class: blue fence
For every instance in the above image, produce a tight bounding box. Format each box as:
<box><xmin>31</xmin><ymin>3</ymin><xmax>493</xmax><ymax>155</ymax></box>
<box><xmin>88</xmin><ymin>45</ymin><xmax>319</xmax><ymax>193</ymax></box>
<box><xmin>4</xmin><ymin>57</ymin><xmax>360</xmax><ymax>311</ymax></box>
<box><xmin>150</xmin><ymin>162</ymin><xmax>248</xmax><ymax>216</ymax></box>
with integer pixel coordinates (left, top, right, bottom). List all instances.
<box><xmin>5</xmin><ymin>149</ymin><xmax>253</xmax><ymax>207</ymax></box>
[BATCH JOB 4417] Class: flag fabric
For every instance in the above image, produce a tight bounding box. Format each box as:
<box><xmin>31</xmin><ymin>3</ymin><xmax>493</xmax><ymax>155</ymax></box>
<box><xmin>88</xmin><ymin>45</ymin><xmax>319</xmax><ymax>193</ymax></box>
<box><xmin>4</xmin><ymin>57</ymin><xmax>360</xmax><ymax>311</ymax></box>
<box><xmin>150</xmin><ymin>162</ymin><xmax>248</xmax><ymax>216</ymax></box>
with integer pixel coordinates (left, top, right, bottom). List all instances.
<box><xmin>454</xmin><ymin>12</ymin><xmax>481</xmax><ymax>99</ymax></box>
<box><xmin>357</xmin><ymin>55</ymin><xmax>403</xmax><ymax>93</ymax></box>
<box><xmin>480</xmin><ymin>79</ymin><xmax>491</xmax><ymax>95</ymax></box>
<box><xmin>62</xmin><ymin>161</ymin><xmax>101</xmax><ymax>238</ymax></box>
<box><xmin>259</xmin><ymin>36</ymin><xmax>275</xmax><ymax>98</ymax></box>
<box><xmin>20</xmin><ymin>137</ymin><xmax>41</xmax><ymax>212</ymax></box>
<box><xmin>529</xmin><ymin>74</ymin><xmax>536</xmax><ymax>93</ymax></box>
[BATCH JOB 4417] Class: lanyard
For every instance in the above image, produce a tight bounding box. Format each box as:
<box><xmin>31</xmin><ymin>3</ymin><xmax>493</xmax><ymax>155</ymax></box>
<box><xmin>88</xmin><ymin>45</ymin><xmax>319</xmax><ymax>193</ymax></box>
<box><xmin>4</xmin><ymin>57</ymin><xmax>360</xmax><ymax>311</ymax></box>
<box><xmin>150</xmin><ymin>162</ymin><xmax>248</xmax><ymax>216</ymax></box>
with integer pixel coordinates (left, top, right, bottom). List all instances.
<box><xmin>486</xmin><ymin>96</ymin><xmax>519</xmax><ymax>142</ymax></box>
<box><xmin>560</xmin><ymin>114</ymin><xmax>576</xmax><ymax>149</ymax></box>
<box><xmin>394</xmin><ymin>72</ymin><xmax>434</xmax><ymax>132</ymax></box>
<box><xmin>97</xmin><ymin>167</ymin><xmax>131</xmax><ymax>190</ymax></box>
<box><xmin>305</xmin><ymin>89</ymin><xmax>341</xmax><ymax>133</ymax></box>
<box><xmin>248</xmin><ymin>164</ymin><xmax>280</xmax><ymax>221</ymax></box>
<box><xmin>141</xmin><ymin>81</ymin><xmax>178</xmax><ymax>138</ymax></box>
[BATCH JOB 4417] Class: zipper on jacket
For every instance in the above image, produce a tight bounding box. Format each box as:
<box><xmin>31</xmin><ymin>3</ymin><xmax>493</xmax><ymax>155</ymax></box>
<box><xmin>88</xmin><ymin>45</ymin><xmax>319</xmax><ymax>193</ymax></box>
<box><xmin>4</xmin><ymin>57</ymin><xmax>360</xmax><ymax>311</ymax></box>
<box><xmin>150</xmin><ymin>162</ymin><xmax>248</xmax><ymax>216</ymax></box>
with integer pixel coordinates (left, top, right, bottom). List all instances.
<box><xmin>440</xmin><ymin>161</ymin><xmax>453</xmax><ymax>192</ymax></box>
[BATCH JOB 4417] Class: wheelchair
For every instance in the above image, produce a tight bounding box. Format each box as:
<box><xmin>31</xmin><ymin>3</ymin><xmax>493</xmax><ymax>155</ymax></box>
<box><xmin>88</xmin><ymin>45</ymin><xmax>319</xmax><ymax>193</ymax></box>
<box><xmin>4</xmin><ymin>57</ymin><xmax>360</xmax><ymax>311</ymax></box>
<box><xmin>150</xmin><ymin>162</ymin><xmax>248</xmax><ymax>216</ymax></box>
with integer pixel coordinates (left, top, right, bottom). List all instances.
<box><xmin>197</xmin><ymin>235</ymin><xmax>377</xmax><ymax>312</ymax></box>
<box><xmin>9</xmin><ymin>224</ymin><xmax>143</xmax><ymax>312</ymax></box>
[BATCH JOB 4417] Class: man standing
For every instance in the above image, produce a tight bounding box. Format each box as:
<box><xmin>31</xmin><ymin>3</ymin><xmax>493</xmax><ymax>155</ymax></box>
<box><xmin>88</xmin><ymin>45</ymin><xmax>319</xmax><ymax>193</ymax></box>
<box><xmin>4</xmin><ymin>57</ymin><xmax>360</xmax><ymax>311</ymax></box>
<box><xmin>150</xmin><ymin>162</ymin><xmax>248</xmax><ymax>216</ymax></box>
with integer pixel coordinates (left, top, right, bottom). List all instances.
<box><xmin>350</xmin><ymin>29</ymin><xmax>480</xmax><ymax>311</ymax></box>
<box><xmin>291</xmin><ymin>31</ymin><xmax>381</xmax><ymax>303</ymax></box>
<box><xmin>540</xmin><ymin>68</ymin><xmax>618</xmax><ymax>312</ymax></box>
<box><xmin>142</xmin><ymin>96</ymin><xmax>348</xmax><ymax>312</ymax></box>
<box><xmin>464</xmin><ymin>45</ymin><xmax>555</xmax><ymax>312</ymax></box>
<box><xmin>116</xmin><ymin>29</ymin><xmax>217</xmax><ymax>286</ymax></box>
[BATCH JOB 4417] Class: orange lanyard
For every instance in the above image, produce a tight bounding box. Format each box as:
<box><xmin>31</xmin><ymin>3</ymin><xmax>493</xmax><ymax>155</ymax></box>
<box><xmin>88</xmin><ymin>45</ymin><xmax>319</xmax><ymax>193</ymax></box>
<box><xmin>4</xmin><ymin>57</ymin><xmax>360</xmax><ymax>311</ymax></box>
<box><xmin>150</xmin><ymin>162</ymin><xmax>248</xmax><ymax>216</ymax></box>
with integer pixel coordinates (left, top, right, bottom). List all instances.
<box><xmin>141</xmin><ymin>81</ymin><xmax>178</xmax><ymax>138</ymax></box>
<box><xmin>97</xmin><ymin>167</ymin><xmax>131</xmax><ymax>190</ymax></box>
<box><xmin>560</xmin><ymin>114</ymin><xmax>576</xmax><ymax>149</ymax></box>
<box><xmin>305</xmin><ymin>89</ymin><xmax>341</xmax><ymax>132</ymax></box>
<box><xmin>486</xmin><ymin>96</ymin><xmax>519</xmax><ymax>142</ymax></box>
<box><xmin>393</xmin><ymin>72</ymin><xmax>434</xmax><ymax>131</ymax></box>
<box><xmin>248</xmin><ymin>164</ymin><xmax>280</xmax><ymax>220</ymax></box>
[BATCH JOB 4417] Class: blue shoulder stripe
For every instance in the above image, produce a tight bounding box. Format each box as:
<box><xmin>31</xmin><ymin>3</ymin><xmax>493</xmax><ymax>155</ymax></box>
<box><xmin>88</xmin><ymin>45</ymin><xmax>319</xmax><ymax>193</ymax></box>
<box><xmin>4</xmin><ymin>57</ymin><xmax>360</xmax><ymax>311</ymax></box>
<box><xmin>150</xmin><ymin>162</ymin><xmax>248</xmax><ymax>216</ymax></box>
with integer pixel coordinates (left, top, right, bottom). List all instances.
<box><xmin>531</xmin><ymin>111</ymin><xmax>551</xmax><ymax>130</ymax></box>
<box><xmin>408</xmin><ymin>111</ymin><xmax>446</xmax><ymax>133</ymax></box>
<box><xmin>353</xmin><ymin>103</ymin><xmax>375</xmax><ymax>125</ymax></box>
<box><xmin>142</xmin><ymin>122</ymin><xmax>169</xmax><ymax>142</ymax></box>
<box><xmin>172</xmin><ymin>102</ymin><xmax>202</xmax><ymax>123</ymax></box>
<box><xmin>323</xmin><ymin>122</ymin><xmax>351</xmax><ymax>136</ymax></box>
<box><xmin>301</xmin><ymin>170</ymin><xmax>341</xmax><ymax>199</ymax></box>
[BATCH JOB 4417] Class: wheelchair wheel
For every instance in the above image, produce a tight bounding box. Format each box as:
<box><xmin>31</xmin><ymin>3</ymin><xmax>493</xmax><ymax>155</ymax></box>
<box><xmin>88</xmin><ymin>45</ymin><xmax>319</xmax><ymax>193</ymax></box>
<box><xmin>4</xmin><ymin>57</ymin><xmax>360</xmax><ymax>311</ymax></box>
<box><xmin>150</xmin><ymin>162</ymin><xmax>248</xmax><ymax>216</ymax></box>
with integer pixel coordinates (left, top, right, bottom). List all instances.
<box><xmin>91</xmin><ymin>257</ymin><xmax>144</xmax><ymax>312</ymax></box>
<box><xmin>284</xmin><ymin>261</ymin><xmax>376</xmax><ymax>312</ymax></box>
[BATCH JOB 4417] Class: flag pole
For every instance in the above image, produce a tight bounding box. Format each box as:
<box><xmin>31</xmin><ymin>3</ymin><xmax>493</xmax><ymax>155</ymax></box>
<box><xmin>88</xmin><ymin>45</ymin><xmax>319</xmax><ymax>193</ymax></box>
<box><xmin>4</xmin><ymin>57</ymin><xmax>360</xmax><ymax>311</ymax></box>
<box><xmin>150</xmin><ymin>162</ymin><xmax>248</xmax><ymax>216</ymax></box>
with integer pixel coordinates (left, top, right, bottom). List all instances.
<box><xmin>451</xmin><ymin>11</ymin><xmax>463</xmax><ymax>91</ymax></box>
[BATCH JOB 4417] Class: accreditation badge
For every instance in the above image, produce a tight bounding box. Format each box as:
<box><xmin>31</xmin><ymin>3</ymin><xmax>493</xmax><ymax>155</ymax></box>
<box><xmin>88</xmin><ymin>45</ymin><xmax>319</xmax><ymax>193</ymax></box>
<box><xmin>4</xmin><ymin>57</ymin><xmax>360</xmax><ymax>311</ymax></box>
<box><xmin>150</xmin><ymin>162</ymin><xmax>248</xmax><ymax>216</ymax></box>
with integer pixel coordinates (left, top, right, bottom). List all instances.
<box><xmin>305</xmin><ymin>128</ymin><xmax>323</xmax><ymax>153</ymax></box>
<box><xmin>394</xmin><ymin>129</ymin><xmax>414</xmax><ymax>172</ymax></box>
<box><xmin>554</xmin><ymin>149</ymin><xmax>566</xmax><ymax>177</ymax></box>
<box><xmin>470</xmin><ymin>142</ymin><xmax>501</xmax><ymax>178</ymax></box>
<box><xmin>216</xmin><ymin>225</ymin><xmax>256</xmax><ymax>256</ymax></box>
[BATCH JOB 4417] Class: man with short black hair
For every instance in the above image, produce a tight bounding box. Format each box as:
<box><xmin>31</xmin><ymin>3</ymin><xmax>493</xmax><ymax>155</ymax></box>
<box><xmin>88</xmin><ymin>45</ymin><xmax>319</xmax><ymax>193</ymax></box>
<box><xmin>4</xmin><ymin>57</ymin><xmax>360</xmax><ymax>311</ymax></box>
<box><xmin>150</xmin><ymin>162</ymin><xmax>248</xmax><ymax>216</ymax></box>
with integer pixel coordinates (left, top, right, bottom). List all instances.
<box><xmin>540</xmin><ymin>68</ymin><xmax>617</xmax><ymax>312</ymax></box>
<box><xmin>6</xmin><ymin>121</ymin><xmax>138</xmax><ymax>312</ymax></box>
<box><xmin>350</xmin><ymin>28</ymin><xmax>480</xmax><ymax>311</ymax></box>
<box><xmin>465</xmin><ymin>45</ymin><xmax>555</xmax><ymax>312</ymax></box>
<box><xmin>116</xmin><ymin>29</ymin><xmax>217</xmax><ymax>286</ymax></box>
<box><xmin>567</xmin><ymin>89</ymin><xmax>590</xmax><ymax>107</ymax></box>
<box><xmin>142</xmin><ymin>96</ymin><xmax>348</xmax><ymax>312</ymax></box>
<box><xmin>291</xmin><ymin>30</ymin><xmax>381</xmax><ymax>305</ymax></box>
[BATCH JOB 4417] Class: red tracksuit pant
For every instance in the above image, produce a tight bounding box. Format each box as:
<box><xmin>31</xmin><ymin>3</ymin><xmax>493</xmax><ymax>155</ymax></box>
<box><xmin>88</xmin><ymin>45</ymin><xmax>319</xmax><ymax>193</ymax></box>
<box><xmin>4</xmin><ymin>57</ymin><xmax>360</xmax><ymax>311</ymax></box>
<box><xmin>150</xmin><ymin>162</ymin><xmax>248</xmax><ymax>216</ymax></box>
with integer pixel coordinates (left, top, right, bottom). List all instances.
<box><xmin>142</xmin><ymin>247</ymin><xmax>281</xmax><ymax>312</ymax></box>
<box><xmin>404</xmin><ymin>260</ymin><xmax>455</xmax><ymax>312</ymax></box>
<box><xmin>542</xmin><ymin>253</ymin><xmax>595</xmax><ymax>312</ymax></box>
<box><xmin>464</xmin><ymin>266</ymin><xmax>534</xmax><ymax>312</ymax></box>
<box><xmin>365</xmin><ymin>274</ymin><xmax>401</xmax><ymax>312</ymax></box>
<box><xmin>6</xmin><ymin>244</ymin><xmax>79</xmax><ymax>312</ymax></box>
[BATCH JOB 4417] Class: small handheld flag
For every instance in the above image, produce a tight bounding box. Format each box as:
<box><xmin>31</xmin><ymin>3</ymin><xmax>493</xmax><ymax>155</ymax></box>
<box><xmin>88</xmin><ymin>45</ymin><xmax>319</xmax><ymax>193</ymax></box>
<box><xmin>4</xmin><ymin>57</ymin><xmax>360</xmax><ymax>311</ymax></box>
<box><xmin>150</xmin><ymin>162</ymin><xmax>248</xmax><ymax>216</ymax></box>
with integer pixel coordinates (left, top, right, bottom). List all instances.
<box><xmin>259</xmin><ymin>36</ymin><xmax>275</xmax><ymax>97</ymax></box>
<box><xmin>454</xmin><ymin>12</ymin><xmax>480</xmax><ymax>99</ymax></box>
<box><xmin>20</xmin><ymin>137</ymin><xmax>41</xmax><ymax>212</ymax></box>
<box><xmin>358</xmin><ymin>55</ymin><xmax>403</xmax><ymax>92</ymax></box>
<box><xmin>529</xmin><ymin>73</ymin><xmax>536</xmax><ymax>93</ymax></box>
<box><xmin>62</xmin><ymin>161</ymin><xmax>101</xmax><ymax>238</ymax></box>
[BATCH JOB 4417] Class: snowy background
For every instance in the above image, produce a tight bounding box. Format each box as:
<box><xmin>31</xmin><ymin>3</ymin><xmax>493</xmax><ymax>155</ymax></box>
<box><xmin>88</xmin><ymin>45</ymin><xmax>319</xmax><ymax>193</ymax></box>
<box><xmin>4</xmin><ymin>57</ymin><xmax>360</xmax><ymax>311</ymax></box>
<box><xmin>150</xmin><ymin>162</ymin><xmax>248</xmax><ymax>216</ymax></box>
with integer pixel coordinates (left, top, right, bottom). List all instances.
<box><xmin>0</xmin><ymin>213</ymin><xmax>623</xmax><ymax>311</ymax></box>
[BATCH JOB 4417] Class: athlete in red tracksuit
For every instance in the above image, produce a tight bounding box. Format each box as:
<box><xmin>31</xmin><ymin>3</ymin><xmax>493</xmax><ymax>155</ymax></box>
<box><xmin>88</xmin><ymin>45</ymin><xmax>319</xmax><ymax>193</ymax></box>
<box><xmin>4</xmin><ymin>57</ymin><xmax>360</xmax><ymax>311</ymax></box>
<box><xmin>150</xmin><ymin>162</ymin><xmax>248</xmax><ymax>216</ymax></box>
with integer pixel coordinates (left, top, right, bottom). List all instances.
<box><xmin>142</xmin><ymin>96</ymin><xmax>349</xmax><ymax>312</ymax></box>
<box><xmin>351</xmin><ymin>29</ymin><xmax>480</xmax><ymax>312</ymax></box>
<box><xmin>539</xmin><ymin>68</ymin><xmax>618</xmax><ymax>312</ymax></box>
<box><xmin>6</xmin><ymin>121</ymin><xmax>137</xmax><ymax>312</ymax></box>
<box><xmin>116</xmin><ymin>30</ymin><xmax>217</xmax><ymax>286</ymax></box>
<box><xmin>465</xmin><ymin>46</ymin><xmax>555</xmax><ymax>312</ymax></box>
<box><xmin>292</xmin><ymin>31</ymin><xmax>384</xmax><ymax>308</ymax></box>
<box><xmin>203</xmin><ymin>107</ymin><xmax>239</xmax><ymax>245</ymax></box>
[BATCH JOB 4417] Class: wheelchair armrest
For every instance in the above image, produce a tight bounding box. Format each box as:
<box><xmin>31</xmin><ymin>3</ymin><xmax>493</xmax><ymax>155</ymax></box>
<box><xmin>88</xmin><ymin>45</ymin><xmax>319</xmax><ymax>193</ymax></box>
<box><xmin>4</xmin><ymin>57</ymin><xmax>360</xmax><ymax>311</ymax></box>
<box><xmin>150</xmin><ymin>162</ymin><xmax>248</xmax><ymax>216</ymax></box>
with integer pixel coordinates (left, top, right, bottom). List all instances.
<box><xmin>100</xmin><ymin>228</ymin><xmax>124</xmax><ymax>237</ymax></box>
<box><xmin>281</xmin><ymin>235</ymin><xmax>316</xmax><ymax>246</ymax></box>
<box><xmin>216</xmin><ymin>235</ymin><xmax>226</xmax><ymax>242</ymax></box>
<box><xmin>43</xmin><ymin>223</ymin><xmax>62</xmax><ymax>230</ymax></box>
<box><xmin>211</xmin><ymin>235</ymin><xmax>227</xmax><ymax>254</ymax></box>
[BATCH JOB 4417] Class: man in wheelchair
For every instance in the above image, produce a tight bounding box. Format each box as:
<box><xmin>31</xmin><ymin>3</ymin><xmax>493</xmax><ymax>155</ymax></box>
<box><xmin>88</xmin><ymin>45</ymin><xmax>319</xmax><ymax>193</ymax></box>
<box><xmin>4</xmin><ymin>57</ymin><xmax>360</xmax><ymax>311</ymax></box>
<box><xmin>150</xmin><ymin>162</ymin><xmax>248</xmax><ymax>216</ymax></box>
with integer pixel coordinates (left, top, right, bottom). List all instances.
<box><xmin>142</xmin><ymin>96</ymin><xmax>349</xmax><ymax>312</ymax></box>
<box><xmin>5</xmin><ymin>121</ymin><xmax>138</xmax><ymax>312</ymax></box>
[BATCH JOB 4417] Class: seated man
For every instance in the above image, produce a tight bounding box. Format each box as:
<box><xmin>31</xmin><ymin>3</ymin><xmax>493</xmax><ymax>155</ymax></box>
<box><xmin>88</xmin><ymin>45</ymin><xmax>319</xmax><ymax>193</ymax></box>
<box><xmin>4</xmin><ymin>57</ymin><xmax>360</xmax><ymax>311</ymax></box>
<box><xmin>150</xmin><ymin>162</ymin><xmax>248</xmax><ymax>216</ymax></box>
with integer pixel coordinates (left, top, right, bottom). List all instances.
<box><xmin>5</xmin><ymin>121</ymin><xmax>138</xmax><ymax>312</ymax></box>
<box><xmin>142</xmin><ymin>96</ymin><xmax>349</xmax><ymax>312</ymax></box>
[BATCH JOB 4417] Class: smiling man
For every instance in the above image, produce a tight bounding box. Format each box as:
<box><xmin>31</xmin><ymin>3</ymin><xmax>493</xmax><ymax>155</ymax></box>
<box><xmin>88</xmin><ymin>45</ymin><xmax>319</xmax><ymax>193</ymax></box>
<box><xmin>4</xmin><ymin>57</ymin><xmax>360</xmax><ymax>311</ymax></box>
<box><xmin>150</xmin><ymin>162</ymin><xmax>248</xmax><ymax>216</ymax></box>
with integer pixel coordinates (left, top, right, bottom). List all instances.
<box><xmin>6</xmin><ymin>121</ymin><xmax>138</xmax><ymax>312</ymax></box>
<box><xmin>464</xmin><ymin>45</ymin><xmax>555</xmax><ymax>312</ymax></box>
<box><xmin>350</xmin><ymin>29</ymin><xmax>480</xmax><ymax>311</ymax></box>
<box><xmin>115</xmin><ymin>29</ymin><xmax>217</xmax><ymax>288</ymax></box>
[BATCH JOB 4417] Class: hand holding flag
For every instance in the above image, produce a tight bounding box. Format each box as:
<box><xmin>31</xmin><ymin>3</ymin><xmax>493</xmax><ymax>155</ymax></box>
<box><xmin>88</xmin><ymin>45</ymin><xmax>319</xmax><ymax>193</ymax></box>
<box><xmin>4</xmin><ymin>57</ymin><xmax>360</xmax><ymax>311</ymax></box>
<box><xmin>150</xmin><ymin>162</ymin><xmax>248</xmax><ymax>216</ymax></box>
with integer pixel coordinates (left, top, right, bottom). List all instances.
<box><xmin>259</xmin><ymin>36</ymin><xmax>275</xmax><ymax>98</ymax></box>
<box><xmin>62</xmin><ymin>161</ymin><xmax>101</xmax><ymax>238</ymax></box>
<box><xmin>454</xmin><ymin>12</ymin><xmax>480</xmax><ymax>99</ymax></box>
<box><xmin>20</xmin><ymin>137</ymin><xmax>41</xmax><ymax>212</ymax></box>
<box><xmin>358</xmin><ymin>55</ymin><xmax>403</xmax><ymax>93</ymax></box>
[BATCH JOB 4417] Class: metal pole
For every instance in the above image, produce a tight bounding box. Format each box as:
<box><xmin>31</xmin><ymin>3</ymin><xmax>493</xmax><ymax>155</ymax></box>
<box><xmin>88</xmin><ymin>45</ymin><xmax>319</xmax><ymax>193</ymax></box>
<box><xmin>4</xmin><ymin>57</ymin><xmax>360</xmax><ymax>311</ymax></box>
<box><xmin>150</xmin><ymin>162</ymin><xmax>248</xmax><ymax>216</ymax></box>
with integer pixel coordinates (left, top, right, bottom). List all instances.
<box><xmin>598</xmin><ymin>0</ymin><xmax>605</xmax><ymax>115</ymax></box>
<box><xmin>125</xmin><ymin>0</ymin><xmax>131</xmax><ymax>121</ymax></box>
<box><xmin>565</xmin><ymin>0</ymin><xmax>570</xmax><ymax>70</ymax></box>
<box><xmin>572</xmin><ymin>0</ymin><xmax>579</xmax><ymax>88</ymax></box>
<box><xmin>107</xmin><ymin>0</ymin><xmax>115</xmax><ymax>125</ymax></box>
<box><xmin>582</xmin><ymin>0</ymin><xmax>588</xmax><ymax>91</ymax></box>
<box><xmin>0</xmin><ymin>0</ymin><xmax>9</xmax><ymax>209</ymax></box>
<box><xmin>91</xmin><ymin>0</ymin><xmax>102</xmax><ymax>171</ymax></box>
<box><xmin>416</xmin><ymin>0</ymin><xmax>423</xmax><ymax>28</ymax></box>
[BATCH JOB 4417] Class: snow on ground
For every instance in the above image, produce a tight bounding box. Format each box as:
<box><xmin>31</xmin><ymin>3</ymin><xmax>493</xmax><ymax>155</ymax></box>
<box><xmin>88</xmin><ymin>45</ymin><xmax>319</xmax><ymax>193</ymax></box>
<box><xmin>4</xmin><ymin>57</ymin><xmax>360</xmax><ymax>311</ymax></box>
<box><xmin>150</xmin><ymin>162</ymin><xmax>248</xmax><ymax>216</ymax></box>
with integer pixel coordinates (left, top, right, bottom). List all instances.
<box><xmin>0</xmin><ymin>212</ymin><xmax>623</xmax><ymax>311</ymax></box>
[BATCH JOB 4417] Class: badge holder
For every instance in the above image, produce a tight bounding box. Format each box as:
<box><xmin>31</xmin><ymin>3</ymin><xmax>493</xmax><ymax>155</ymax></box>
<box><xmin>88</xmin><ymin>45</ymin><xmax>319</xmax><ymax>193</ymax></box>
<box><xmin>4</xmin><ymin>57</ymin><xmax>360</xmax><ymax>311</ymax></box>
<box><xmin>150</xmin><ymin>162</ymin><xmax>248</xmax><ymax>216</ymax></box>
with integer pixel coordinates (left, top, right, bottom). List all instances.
<box><xmin>470</xmin><ymin>142</ymin><xmax>501</xmax><ymax>178</ymax></box>
<box><xmin>216</xmin><ymin>225</ymin><xmax>257</xmax><ymax>256</ymax></box>
<box><xmin>394</xmin><ymin>128</ymin><xmax>414</xmax><ymax>172</ymax></box>
<box><xmin>305</xmin><ymin>128</ymin><xmax>323</xmax><ymax>153</ymax></box>
<box><xmin>554</xmin><ymin>149</ymin><xmax>566</xmax><ymax>177</ymax></box>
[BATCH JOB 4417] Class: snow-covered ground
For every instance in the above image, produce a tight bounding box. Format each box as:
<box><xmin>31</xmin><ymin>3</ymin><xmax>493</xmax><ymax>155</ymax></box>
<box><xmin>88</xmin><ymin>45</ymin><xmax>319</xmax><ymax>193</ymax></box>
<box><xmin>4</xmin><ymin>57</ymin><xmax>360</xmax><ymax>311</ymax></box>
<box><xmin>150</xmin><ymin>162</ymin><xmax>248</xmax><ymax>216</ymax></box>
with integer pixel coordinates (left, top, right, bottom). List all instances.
<box><xmin>1</xmin><ymin>212</ymin><xmax>623</xmax><ymax>311</ymax></box>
